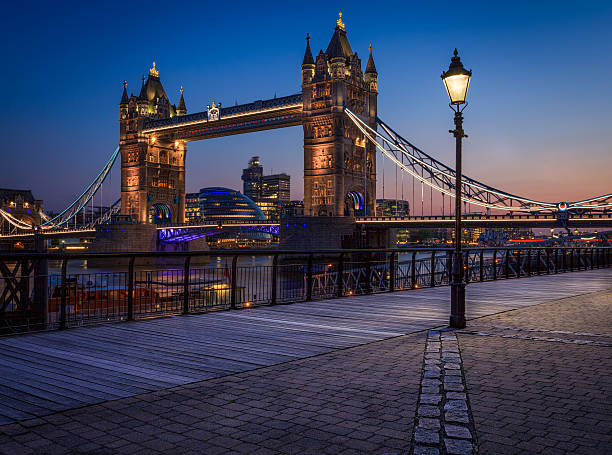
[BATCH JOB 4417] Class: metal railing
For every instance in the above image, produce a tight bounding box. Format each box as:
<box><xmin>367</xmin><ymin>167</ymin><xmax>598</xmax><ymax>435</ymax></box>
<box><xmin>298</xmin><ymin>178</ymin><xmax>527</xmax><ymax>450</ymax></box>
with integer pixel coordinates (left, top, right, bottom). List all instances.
<box><xmin>0</xmin><ymin>247</ymin><xmax>610</xmax><ymax>335</ymax></box>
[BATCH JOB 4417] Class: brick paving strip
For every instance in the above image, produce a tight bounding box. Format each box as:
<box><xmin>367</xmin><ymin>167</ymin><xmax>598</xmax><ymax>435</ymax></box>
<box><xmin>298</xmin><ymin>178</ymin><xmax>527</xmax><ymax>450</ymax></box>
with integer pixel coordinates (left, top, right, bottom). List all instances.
<box><xmin>411</xmin><ymin>330</ymin><xmax>476</xmax><ymax>455</ymax></box>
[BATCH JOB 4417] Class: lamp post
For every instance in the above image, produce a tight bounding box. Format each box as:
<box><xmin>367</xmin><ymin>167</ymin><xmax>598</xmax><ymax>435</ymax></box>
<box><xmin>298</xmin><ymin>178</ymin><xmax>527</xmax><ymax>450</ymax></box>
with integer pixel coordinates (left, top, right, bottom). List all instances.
<box><xmin>442</xmin><ymin>48</ymin><xmax>472</xmax><ymax>329</ymax></box>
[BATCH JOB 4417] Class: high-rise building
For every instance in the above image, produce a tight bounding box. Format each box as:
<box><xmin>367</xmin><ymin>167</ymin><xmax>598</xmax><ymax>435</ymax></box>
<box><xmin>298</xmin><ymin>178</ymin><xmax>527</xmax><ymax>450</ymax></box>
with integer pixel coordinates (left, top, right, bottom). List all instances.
<box><xmin>241</xmin><ymin>157</ymin><xmax>290</xmax><ymax>220</ymax></box>
<box><xmin>241</xmin><ymin>156</ymin><xmax>263</xmax><ymax>201</ymax></box>
<box><xmin>185</xmin><ymin>192</ymin><xmax>200</xmax><ymax>221</ymax></box>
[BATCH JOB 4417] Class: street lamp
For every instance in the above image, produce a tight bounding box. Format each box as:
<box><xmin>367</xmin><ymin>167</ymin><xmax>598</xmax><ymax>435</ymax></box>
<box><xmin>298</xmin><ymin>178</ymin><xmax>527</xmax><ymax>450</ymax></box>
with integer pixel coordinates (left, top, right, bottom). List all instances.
<box><xmin>442</xmin><ymin>48</ymin><xmax>471</xmax><ymax>329</ymax></box>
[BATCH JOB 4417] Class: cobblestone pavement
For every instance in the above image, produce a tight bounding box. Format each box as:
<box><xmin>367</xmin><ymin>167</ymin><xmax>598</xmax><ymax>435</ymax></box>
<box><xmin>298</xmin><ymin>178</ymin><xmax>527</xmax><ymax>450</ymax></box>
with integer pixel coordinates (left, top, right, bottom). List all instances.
<box><xmin>1</xmin><ymin>289</ymin><xmax>611</xmax><ymax>454</ymax></box>
<box><xmin>459</xmin><ymin>290</ymin><xmax>612</xmax><ymax>455</ymax></box>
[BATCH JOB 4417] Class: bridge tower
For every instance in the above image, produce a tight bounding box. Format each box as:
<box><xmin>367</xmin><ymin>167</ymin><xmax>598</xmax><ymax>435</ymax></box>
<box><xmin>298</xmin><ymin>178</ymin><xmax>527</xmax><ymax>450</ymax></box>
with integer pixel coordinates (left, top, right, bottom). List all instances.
<box><xmin>301</xmin><ymin>14</ymin><xmax>378</xmax><ymax>216</ymax></box>
<box><xmin>119</xmin><ymin>63</ymin><xmax>187</xmax><ymax>224</ymax></box>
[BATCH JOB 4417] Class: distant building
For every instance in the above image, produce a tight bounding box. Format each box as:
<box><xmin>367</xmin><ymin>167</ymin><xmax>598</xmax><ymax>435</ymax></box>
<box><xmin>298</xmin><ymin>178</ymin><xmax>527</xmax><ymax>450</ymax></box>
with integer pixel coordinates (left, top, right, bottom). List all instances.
<box><xmin>185</xmin><ymin>192</ymin><xmax>200</xmax><ymax>221</ymax></box>
<box><xmin>241</xmin><ymin>157</ymin><xmax>290</xmax><ymax>220</ymax></box>
<box><xmin>241</xmin><ymin>156</ymin><xmax>263</xmax><ymax>201</ymax></box>
<box><xmin>197</xmin><ymin>187</ymin><xmax>270</xmax><ymax>248</ymax></box>
<box><xmin>376</xmin><ymin>199</ymin><xmax>410</xmax><ymax>217</ymax></box>
<box><xmin>281</xmin><ymin>200</ymin><xmax>305</xmax><ymax>217</ymax></box>
<box><xmin>0</xmin><ymin>189</ymin><xmax>43</xmax><ymax>230</ymax></box>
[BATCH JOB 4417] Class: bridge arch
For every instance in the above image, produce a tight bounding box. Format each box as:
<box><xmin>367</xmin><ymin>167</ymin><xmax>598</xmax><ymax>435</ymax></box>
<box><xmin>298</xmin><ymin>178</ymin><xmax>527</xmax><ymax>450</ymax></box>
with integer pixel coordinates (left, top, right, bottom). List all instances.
<box><xmin>345</xmin><ymin>190</ymin><xmax>365</xmax><ymax>216</ymax></box>
<box><xmin>148</xmin><ymin>203</ymin><xmax>172</xmax><ymax>224</ymax></box>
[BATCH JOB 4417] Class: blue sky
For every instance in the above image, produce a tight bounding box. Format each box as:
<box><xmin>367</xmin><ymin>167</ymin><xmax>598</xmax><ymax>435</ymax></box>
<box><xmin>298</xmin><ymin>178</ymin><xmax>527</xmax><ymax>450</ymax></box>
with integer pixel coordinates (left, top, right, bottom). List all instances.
<box><xmin>1</xmin><ymin>0</ymin><xmax>611</xmax><ymax>212</ymax></box>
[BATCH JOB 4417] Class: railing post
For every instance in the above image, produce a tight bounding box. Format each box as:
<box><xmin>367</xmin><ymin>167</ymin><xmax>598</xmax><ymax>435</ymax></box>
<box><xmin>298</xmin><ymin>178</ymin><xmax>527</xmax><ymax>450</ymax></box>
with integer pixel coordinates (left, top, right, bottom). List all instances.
<box><xmin>582</xmin><ymin>248</ymin><xmax>586</xmax><ymax>270</ymax></box>
<box><xmin>34</xmin><ymin>233</ymin><xmax>48</xmax><ymax>328</ymax></box>
<box><xmin>562</xmin><ymin>248</ymin><xmax>567</xmax><ymax>272</ymax></box>
<box><xmin>365</xmin><ymin>252</ymin><xmax>372</xmax><ymax>294</ymax></box>
<box><xmin>492</xmin><ymin>250</ymin><xmax>498</xmax><ymax>281</ymax></box>
<box><xmin>183</xmin><ymin>256</ymin><xmax>191</xmax><ymax>314</ymax></box>
<box><xmin>527</xmin><ymin>249</ymin><xmax>532</xmax><ymax>277</ymax></box>
<box><xmin>336</xmin><ymin>253</ymin><xmax>344</xmax><ymax>297</ymax></box>
<box><xmin>536</xmin><ymin>249</ymin><xmax>541</xmax><ymax>275</ymax></box>
<box><xmin>505</xmin><ymin>250</ymin><xmax>510</xmax><ymax>279</ymax></box>
<box><xmin>570</xmin><ymin>248</ymin><xmax>574</xmax><ymax>271</ymax></box>
<box><xmin>554</xmin><ymin>248</ymin><xmax>559</xmax><ymax>273</ymax></box>
<box><xmin>411</xmin><ymin>251</ymin><xmax>417</xmax><ymax>289</ymax></box>
<box><xmin>546</xmin><ymin>249</ymin><xmax>551</xmax><ymax>274</ymax></box>
<box><xmin>389</xmin><ymin>251</ymin><xmax>396</xmax><ymax>292</ymax></box>
<box><xmin>127</xmin><ymin>256</ymin><xmax>135</xmax><ymax>321</ymax></box>
<box><xmin>230</xmin><ymin>255</ymin><xmax>238</xmax><ymax>309</ymax></box>
<box><xmin>306</xmin><ymin>253</ymin><xmax>313</xmax><ymax>301</ymax></box>
<box><xmin>479</xmin><ymin>249</ymin><xmax>484</xmax><ymax>282</ymax></box>
<box><xmin>60</xmin><ymin>259</ymin><xmax>68</xmax><ymax>330</ymax></box>
<box><xmin>590</xmin><ymin>248</ymin><xmax>594</xmax><ymax>270</ymax></box>
<box><xmin>430</xmin><ymin>250</ymin><xmax>436</xmax><ymax>288</ymax></box>
<box><xmin>271</xmin><ymin>254</ymin><xmax>279</xmax><ymax>305</ymax></box>
<box><xmin>516</xmin><ymin>249</ymin><xmax>521</xmax><ymax>278</ymax></box>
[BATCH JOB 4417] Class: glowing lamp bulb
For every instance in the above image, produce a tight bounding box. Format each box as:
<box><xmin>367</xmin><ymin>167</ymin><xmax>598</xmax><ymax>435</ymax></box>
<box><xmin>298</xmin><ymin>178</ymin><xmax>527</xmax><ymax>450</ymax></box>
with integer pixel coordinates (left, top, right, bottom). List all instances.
<box><xmin>441</xmin><ymin>49</ymin><xmax>472</xmax><ymax>105</ymax></box>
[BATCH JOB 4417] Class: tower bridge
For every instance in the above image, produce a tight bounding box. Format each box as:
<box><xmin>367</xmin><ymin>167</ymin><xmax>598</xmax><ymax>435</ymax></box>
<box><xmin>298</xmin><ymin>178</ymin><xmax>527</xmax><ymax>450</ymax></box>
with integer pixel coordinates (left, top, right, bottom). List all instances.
<box><xmin>120</xmin><ymin>13</ymin><xmax>378</xmax><ymax>225</ymax></box>
<box><xmin>1</xmin><ymin>13</ymin><xmax>611</xmax><ymax>250</ymax></box>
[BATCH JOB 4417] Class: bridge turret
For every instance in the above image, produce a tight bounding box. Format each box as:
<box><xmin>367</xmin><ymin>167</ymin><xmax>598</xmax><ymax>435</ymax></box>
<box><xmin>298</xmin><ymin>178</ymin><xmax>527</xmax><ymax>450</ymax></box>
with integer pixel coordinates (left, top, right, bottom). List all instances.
<box><xmin>365</xmin><ymin>44</ymin><xmax>378</xmax><ymax>92</ymax></box>
<box><xmin>326</xmin><ymin>13</ymin><xmax>350</xmax><ymax>79</ymax></box>
<box><xmin>176</xmin><ymin>86</ymin><xmax>187</xmax><ymax>116</ymax></box>
<box><xmin>119</xmin><ymin>80</ymin><xmax>129</xmax><ymax>120</ymax></box>
<box><xmin>119</xmin><ymin>62</ymin><xmax>187</xmax><ymax>225</ymax></box>
<box><xmin>301</xmin><ymin>34</ymin><xmax>315</xmax><ymax>85</ymax></box>
<box><xmin>302</xmin><ymin>13</ymin><xmax>378</xmax><ymax>217</ymax></box>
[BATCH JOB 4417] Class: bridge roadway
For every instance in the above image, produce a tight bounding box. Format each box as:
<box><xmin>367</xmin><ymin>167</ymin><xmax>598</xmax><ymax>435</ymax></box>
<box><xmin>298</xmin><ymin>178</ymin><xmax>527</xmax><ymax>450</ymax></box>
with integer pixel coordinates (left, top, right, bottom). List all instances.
<box><xmin>3</xmin><ymin>213</ymin><xmax>612</xmax><ymax>241</ymax></box>
<box><xmin>2</xmin><ymin>213</ymin><xmax>612</xmax><ymax>240</ymax></box>
<box><xmin>0</xmin><ymin>268</ymin><xmax>610</xmax><ymax>425</ymax></box>
<box><xmin>356</xmin><ymin>213</ymin><xmax>612</xmax><ymax>229</ymax></box>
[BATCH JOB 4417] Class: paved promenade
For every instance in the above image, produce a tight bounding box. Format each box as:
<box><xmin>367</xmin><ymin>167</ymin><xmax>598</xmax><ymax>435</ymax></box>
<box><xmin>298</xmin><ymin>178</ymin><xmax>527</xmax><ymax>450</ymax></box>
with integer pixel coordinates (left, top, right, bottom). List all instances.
<box><xmin>0</xmin><ymin>269</ymin><xmax>610</xmax><ymax>454</ymax></box>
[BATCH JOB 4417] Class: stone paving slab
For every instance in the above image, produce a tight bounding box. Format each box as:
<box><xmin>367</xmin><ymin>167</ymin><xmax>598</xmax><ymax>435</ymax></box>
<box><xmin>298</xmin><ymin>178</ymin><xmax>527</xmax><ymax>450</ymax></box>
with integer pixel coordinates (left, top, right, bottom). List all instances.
<box><xmin>459</xmin><ymin>289</ymin><xmax>612</xmax><ymax>455</ymax></box>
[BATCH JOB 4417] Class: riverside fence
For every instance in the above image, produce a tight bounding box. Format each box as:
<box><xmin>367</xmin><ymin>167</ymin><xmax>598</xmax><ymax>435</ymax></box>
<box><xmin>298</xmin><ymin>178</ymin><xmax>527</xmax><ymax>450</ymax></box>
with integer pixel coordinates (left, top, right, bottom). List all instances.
<box><xmin>1</xmin><ymin>247</ymin><xmax>610</xmax><ymax>334</ymax></box>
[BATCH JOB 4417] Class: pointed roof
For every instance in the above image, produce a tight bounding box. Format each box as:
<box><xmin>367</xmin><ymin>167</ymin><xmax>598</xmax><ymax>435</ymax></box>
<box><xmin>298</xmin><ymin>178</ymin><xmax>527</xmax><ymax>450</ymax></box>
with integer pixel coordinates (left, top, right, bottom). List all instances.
<box><xmin>177</xmin><ymin>86</ymin><xmax>187</xmax><ymax>113</ymax></box>
<box><xmin>326</xmin><ymin>12</ymin><xmax>353</xmax><ymax>60</ymax></box>
<box><xmin>365</xmin><ymin>44</ymin><xmax>377</xmax><ymax>75</ymax></box>
<box><xmin>139</xmin><ymin>75</ymin><xmax>147</xmax><ymax>99</ymax></box>
<box><xmin>302</xmin><ymin>33</ymin><xmax>314</xmax><ymax>66</ymax></box>
<box><xmin>139</xmin><ymin>62</ymin><xmax>169</xmax><ymax>103</ymax></box>
<box><xmin>120</xmin><ymin>80</ymin><xmax>129</xmax><ymax>105</ymax></box>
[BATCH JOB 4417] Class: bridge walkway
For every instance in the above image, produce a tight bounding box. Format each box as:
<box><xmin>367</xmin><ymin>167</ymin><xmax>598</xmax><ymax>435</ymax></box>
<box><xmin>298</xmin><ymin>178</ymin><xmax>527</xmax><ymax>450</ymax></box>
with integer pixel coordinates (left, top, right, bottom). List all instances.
<box><xmin>0</xmin><ymin>269</ymin><xmax>610</xmax><ymax>425</ymax></box>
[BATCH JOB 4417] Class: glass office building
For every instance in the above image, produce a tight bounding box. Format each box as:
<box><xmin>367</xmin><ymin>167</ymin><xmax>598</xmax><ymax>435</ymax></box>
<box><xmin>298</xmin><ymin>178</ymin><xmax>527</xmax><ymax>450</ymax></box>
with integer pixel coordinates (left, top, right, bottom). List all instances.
<box><xmin>198</xmin><ymin>187</ymin><xmax>270</xmax><ymax>248</ymax></box>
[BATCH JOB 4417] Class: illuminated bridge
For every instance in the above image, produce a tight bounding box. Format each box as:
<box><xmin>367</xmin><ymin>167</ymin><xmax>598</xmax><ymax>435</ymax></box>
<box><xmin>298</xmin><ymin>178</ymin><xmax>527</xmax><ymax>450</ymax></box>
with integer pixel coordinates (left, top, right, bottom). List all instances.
<box><xmin>1</xmin><ymin>14</ymin><xmax>610</xmax><ymax>246</ymax></box>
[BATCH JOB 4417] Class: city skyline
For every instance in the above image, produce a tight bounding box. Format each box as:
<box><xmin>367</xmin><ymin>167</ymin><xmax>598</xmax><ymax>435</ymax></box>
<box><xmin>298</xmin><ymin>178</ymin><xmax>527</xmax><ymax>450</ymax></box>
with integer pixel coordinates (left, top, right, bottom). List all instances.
<box><xmin>2</xmin><ymin>1</ymin><xmax>611</xmax><ymax>212</ymax></box>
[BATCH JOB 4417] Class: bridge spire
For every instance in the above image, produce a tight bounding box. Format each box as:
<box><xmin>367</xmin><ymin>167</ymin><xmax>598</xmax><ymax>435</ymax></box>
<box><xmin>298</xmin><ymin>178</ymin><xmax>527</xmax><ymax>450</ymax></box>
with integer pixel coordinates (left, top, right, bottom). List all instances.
<box><xmin>302</xmin><ymin>33</ymin><xmax>314</xmax><ymax>66</ymax></box>
<box><xmin>120</xmin><ymin>80</ymin><xmax>129</xmax><ymax>105</ymax></box>
<box><xmin>139</xmin><ymin>75</ymin><xmax>146</xmax><ymax>99</ymax></box>
<box><xmin>365</xmin><ymin>43</ymin><xmax>377</xmax><ymax>76</ymax></box>
<box><xmin>177</xmin><ymin>86</ymin><xmax>187</xmax><ymax>116</ymax></box>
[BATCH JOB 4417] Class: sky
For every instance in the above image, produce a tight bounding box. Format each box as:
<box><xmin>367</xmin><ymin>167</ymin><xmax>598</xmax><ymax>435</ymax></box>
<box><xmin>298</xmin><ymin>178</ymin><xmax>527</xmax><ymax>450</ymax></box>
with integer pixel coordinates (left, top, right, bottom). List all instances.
<box><xmin>1</xmin><ymin>0</ymin><xmax>611</xmax><ymax>213</ymax></box>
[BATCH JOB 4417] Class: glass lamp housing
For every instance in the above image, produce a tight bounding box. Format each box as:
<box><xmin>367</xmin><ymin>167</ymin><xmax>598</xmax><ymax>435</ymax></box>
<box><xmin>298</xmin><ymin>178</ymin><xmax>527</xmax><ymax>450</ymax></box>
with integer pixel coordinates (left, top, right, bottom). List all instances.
<box><xmin>442</xmin><ymin>49</ymin><xmax>472</xmax><ymax>105</ymax></box>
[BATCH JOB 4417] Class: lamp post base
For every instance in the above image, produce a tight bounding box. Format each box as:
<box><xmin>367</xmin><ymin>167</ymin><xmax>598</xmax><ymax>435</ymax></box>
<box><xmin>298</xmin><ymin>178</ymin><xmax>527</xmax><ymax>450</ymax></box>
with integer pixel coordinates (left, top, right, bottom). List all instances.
<box><xmin>449</xmin><ymin>281</ymin><xmax>466</xmax><ymax>329</ymax></box>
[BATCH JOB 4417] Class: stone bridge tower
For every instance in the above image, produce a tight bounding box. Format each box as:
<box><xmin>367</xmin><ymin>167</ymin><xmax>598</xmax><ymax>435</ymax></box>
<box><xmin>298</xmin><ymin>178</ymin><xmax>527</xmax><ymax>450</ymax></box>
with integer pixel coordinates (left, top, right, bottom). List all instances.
<box><xmin>119</xmin><ymin>63</ymin><xmax>187</xmax><ymax>224</ymax></box>
<box><xmin>301</xmin><ymin>13</ymin><xmax>378</xmax><ymax>216</ymax></box>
